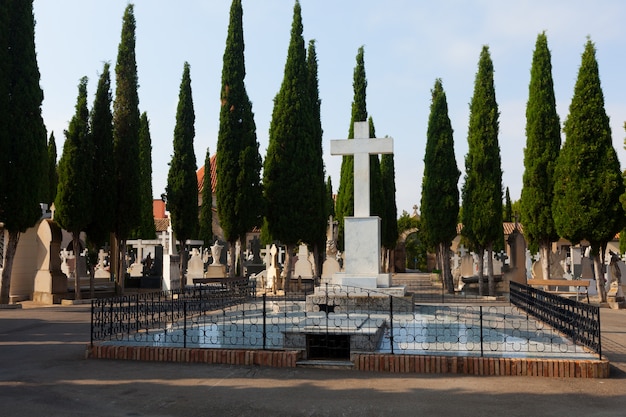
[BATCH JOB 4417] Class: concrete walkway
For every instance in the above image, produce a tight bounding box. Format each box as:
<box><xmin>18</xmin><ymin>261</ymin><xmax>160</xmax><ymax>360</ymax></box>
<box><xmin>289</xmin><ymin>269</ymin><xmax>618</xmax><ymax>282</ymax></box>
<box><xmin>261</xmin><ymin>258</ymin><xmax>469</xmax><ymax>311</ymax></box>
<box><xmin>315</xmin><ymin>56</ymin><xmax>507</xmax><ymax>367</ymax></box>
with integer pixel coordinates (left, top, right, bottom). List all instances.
<box><xmin>1</xmin><ymin>301</ymin><xmax>626</xmax><ymax>417</ymax></box>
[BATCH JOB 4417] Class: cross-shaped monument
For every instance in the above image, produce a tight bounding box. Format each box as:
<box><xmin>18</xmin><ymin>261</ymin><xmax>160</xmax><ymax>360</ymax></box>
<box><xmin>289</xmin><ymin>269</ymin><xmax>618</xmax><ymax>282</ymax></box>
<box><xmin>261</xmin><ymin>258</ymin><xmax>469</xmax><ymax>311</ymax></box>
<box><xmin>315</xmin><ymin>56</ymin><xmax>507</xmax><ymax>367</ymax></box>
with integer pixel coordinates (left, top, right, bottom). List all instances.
<box><xmin>330</xmin><ymin>121</ymin><xmax>397</xmax><ymax>290</ymax></box>
<box><xmin>331</xmin><ymin>121</ymin><xmax>393</xmax><ymax>217</ymax></box>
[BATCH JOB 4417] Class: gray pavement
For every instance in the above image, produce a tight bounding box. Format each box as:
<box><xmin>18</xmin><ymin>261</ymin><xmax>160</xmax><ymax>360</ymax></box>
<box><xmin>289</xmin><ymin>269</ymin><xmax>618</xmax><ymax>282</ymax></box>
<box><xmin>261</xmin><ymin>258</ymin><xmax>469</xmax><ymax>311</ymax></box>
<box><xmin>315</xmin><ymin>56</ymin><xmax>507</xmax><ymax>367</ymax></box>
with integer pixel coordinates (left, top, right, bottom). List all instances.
<box><xmin>2</xmin><ymin>302</ymin><xmax>626</xmax><ymax>417</ymax></box>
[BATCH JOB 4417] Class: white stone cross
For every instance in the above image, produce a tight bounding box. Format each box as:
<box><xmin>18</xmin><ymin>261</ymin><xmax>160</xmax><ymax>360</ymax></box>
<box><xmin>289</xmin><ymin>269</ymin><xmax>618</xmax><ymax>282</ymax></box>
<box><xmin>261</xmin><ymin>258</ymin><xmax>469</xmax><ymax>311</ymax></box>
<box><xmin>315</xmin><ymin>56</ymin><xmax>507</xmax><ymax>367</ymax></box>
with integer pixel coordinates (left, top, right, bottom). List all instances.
<box><xmin>330</xmin><ymin>121</ymin><xmax>393</xmax><ymax>217</ymax></box>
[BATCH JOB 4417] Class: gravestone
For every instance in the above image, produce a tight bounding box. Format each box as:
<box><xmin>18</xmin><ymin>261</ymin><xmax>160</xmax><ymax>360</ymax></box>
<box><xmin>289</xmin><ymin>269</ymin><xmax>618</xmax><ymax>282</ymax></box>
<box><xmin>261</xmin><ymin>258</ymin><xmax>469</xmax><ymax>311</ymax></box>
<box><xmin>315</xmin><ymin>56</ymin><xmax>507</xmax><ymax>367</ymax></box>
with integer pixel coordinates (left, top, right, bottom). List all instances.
<box><xmin>245</xmin><ymin>236</ymin><xmax>265</xmax><ymax>278</ymax></box>
<box><xmin>321</xmin><ymin>216</ymin><xmax>341</xmax><ymax>283</ymax></box>
<box><xmin>329</xmin><ymin>121</ymin><xmax>397</xmax><ymax>290</ymax></box>
<box><xmin>289</xmin><ymin>244</ymin><xmax>315</xmax><ymax>292</ymax></box>
<box><xmin>294</xmin><ymin>244</ymin><xmax>313</xmax><ymax>279</ymax></box>
<box><xmin>33</xmin><ymin>219</ymin><xmax>67</xmax><ymax>304</ymax></box>
<box><xmin>186</xmin><ymin>248</ymin><xmax>205</xmax><ymax>285</ymax></box>
<box><xmin>205</xmin><ymin>240</ymin><xmax>226</xmax><ymax>278</ymax></box>
<box><xmin>266</xmin><ymin>244</ymin><xmax>282</xmax><ymax>292</ymax></box>
<box><xmin>94</xmin><ymin>249</ymin><xmax>110</xmax><ymax>279</ymax></box>
<box><xmin>505</xmin><ymin>229</ymin><xmax>526</xmax><ymax>284</ymax></box>
<box><xmin>607</xmin><ymin>251</ymin><xmax>625</xmax><ymax>309</ymax></box>
<box><xmin>459</xmin><ymin>254</ymin><xmax>475</xmax><ymax>278</ymax></box>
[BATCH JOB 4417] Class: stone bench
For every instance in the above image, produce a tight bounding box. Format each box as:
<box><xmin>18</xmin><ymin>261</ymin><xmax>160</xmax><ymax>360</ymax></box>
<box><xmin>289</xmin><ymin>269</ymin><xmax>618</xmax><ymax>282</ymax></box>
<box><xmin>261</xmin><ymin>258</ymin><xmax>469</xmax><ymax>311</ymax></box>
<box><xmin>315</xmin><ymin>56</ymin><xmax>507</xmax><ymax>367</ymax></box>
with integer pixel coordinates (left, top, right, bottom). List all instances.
<box><xmin>526</xmin><ymin>279</ymin><xmax>591</xmax><ymax>302</ymax></box>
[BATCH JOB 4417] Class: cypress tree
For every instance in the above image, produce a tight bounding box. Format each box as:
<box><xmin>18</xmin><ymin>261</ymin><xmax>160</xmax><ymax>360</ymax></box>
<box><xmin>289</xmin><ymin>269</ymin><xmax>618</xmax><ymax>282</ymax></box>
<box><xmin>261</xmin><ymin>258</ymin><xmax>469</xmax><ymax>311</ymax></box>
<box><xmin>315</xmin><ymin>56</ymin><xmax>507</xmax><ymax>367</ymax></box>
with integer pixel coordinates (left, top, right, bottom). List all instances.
<box><xmin>421</xmin><ymin>79</ymin><xmax>460</xmax><ymax>292</ymax></box>
<box><xmin>0</xmin><ymin>0</ymin><xmax>7</xmax><ymax>220</ymax></box>
<box><xmin>216</xmin><ymin>0</ymin><xmax>263</xmax><ymax>277</ymax></box>
<box><xmin>368</xmin><ymin>117</ymin><xmax>384</xmax><ymax>220</ymax></box>
<box><xmin>461</xmin><ymin>46</ymin><xmax>503</xmax><ymax>296</ymax></box>
<box><xmin>335</xmin><ymin>46</ymin><xmax>367</xmax><ymax>250</ymax></box>
<box><xmin>87</xmin><ymin>62</ymin><xmax>116</xmax><ymax>248</ymax></box>
<box><xmin>167</xmin><ymin>62</ymin><xmax>198</xmax><ymax>283</ymax></box>
<box><xmin>304</xmin><ymin>38</ymin><xmax>326</xmax><ymax>273</ymax></box>
<box><xmin>45</xmin><ymin>132</ymin><xmax>59</xmax><ymax>208</ymax></box>
<box><xmin>263</xmin><ymin>0</ymin><xmax>312</xmax><ymax>279</ymax></box>
<box><xmin>113</xmin><ymin>3</ymin><xmax>142</xmax><ymax>291</ymax></box>
<box><xmin>198</xmin><ymin>147</ymin><xmax>214</xmax><ymax>246</ymax></box>
<box><xmin>325</xmin><ymin>176</ymin><xmax>335</xmax><ymax>219</ymax></box>
<box><xmin>503</xmin><ymin>187</ymin><xmax>512</xmax><ymax>222</ymax></box>
<box><xmin>521</xmin><ymin>32</ymin><xmax>561</xmax><ymax>279</ymax></box>
<box><xmin>380</xmin><ymin>148</ymin><xmax>398</xmax><ymax>272</ymax></box>
<box><xmin>0</xmin><ymin>0</ymin><xmax>48</xmax><ymax>305</ymax></box>
<box><xmin>553</xmin><ymin>38</ymin><xmax>624</xmax><ymax>302</ymax></box>
<box><xmin>135</xmin><ymin>112</ymin><xmax>155</xmax><ymax>239</ymax></box>
<box><xmin>55</xmin><ymin>77</ymin><xmax>94</xmax><ymax>300</ymax></box>
<box><xmin>621</xmin><ymin>123</ymin><xmax>626</xmax><ymax>255</ymax></box>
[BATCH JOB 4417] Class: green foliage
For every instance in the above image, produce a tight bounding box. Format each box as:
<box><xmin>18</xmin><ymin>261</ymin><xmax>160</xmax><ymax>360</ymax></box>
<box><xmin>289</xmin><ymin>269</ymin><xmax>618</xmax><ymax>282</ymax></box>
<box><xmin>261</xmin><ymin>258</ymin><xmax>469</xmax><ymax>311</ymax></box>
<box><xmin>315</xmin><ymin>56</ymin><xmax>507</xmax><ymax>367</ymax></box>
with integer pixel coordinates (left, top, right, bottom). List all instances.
<box><xmin>553</xmin><ymin>38</ymin><xmax>625</xmax><ymax>247</ymax></box>
<box><xmin>263</xmin><ymin>0</ymin><xmax>314</xmax><ymax>246</ymax></box>
<box><xmin>55</xmin><ymin>77</ymin><xmax>93</xmax><ymax>234</ymax></box>
<box><xmin>45</xmin><ymin>132</ymin><xmax>59</xmax><ymax>207</ymax></box>
<box><xmin>521</xmin><ymin>32</ymin><xmax>561</xmax><ymax>250</ymax></box>
<box><xmin>303</xmin><ymin>39</ymin><xmax>326</xmax><ymax>251</ymax></box>
<box><xmin>86</xmin><ymin>62</ymin><xmax>116</xmax><ymax>247</ymax></box>
<box><xmin>1</xmin><ymin>0</ymin><xmax>47</xmax><ymax>232</ymax></box>
<box><xmin>397</xmin><ymin>211</ymin><xmax>425</xmax><ymax>271</ymax></box>
<box><xmin>134</xmin><ymin>112</ymin><xmax>156</xmax><ymax>239</ymax></box>
<box><xmin>421</xmin><ymin>79</ymin><xmax>460</xmax><ymax>250</ymax></box>
<box><xmin>113</xmin><ymin>3</ymin><xmax>141</xmax><ymax>240</ymax></box>
<box><xmin>381</xmin><ymin>150</ymin><xmax>398</xmax><ymax>250</ymax></box>
<box><xmin>503</xmin><ymin>187</ymin><xmax>512</xmax><ymax>222</ymax></box>
<box><xmin>325</xmin><ymin>176</ymin><xmax>335</xmax><ymax>219</ymax></box>
<box><xmin>167</xmin><ymin>62</ymin><xmax>198</xmax><ymax>245</ymax></box>
<box><xmin>198</xmin><ymin>147</ymin><xmax>214</xmax><ymax>245</ymax></box>
<box><xmin>397</xmin><ymin>210</ymin><xmax>419</xmax><ymax>233</ymax></box>
<box><xmin>335</xmin><ymin>46</ymin><xmax>367</xmax><ymax>250</ymax></box>
<box><xmin>461</xmin><ymin>46</ymin><xmax>503</xmax><ymax>250</ymax></box>
<box><xmin>368</xmin><ymin>117</ymin><xmax>384</xmax><ymax>219</ymax></box>
<box><xmin>0</xmin><ymin>0</ymin><xmax>48</xmax><ymax>304</ymax></box>
<box><xmin>0</xmin><ymin>0</ymin><xmax>7</xmax><ymax>219</ymax></box>
<box><xmin>216</xmin><ymin>0</ymin><xmax>263</xmax><ymax>249</ymax></box>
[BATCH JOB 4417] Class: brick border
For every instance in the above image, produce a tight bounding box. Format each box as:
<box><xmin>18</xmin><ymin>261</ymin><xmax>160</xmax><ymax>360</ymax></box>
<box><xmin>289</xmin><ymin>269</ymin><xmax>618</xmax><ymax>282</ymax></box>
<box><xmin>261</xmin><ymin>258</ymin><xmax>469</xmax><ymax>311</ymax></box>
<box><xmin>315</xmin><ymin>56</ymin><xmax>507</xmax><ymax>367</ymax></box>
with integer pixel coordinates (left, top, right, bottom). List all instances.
<box><xmin>87</xmin><ymin>344</ymin><xmax>609</xmax><ymax>378</ymax></box>
<box><xmin>87</xmin><ymin>344</ymin><xmax>301</xmax><ymax>368</ymax></box>
<box><xmin>351</xmin><ymin>353</ymin><xmax>609</xmax><ymax>378</ymax></box>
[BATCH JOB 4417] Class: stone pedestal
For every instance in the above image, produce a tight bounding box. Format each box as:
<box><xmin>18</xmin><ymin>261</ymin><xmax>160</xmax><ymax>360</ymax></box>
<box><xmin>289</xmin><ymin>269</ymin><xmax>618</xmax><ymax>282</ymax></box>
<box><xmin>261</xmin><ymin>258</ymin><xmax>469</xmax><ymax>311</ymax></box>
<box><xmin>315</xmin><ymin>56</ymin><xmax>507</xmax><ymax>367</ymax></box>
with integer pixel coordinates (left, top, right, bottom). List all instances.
<box><xmin>330</xmin><ymin>217</ymin><xmax>400</xmax><ymax>292</ymax></box>
<box><xmin>205</xmin><ymin>264</ymin><xmax>226</xmax><ymax>279</ymax></box>
<box><xmin>607</xmin><ymin>282</ymin><xmax>625</xmax><ymax>309</ymax></box>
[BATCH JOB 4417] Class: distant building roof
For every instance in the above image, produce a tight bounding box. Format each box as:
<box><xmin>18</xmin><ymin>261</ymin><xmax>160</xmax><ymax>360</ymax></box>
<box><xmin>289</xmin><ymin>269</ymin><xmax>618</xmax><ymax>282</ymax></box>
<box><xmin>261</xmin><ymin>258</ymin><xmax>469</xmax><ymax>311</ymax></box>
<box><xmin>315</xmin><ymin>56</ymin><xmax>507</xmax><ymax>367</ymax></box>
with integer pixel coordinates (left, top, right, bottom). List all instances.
<box><xmin>155</xmin><ymin>218</ymin><xmax>169</xmax><ymax>232</ymax></box>
<box><xmin>197</xmin><ymin>153</ymin><xmax>217</xmax><ymax>194</ymax></box>
<box><xmin>153</xmin><ymin>199</ymin><xmax>166</xmax><ymax>219</ymax></box>
<box><xmin>456</xmin><ymin>222</ymin><xmax>524</xmax><ymax>236</ymax></box>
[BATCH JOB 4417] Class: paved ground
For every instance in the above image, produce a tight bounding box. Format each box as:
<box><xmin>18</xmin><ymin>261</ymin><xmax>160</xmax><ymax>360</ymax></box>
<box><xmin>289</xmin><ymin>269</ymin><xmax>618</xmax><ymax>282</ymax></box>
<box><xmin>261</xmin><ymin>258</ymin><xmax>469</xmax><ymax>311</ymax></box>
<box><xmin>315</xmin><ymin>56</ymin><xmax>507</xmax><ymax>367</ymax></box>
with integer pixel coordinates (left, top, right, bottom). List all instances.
<box><xmin>2</xmin><ymin>302</ymin><xmax>626</xmax><ymax>417</ymax></box>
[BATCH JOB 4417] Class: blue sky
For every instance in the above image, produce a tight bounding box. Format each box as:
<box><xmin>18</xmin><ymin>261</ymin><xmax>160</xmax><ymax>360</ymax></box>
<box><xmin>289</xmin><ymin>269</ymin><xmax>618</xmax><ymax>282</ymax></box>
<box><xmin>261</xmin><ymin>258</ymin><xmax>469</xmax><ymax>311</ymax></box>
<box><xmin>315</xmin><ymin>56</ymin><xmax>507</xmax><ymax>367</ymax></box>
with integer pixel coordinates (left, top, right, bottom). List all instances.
<box><xmin>33</xmin><ymin>0</ymin><xmax>626</xmax><ymax>216</ymax></box>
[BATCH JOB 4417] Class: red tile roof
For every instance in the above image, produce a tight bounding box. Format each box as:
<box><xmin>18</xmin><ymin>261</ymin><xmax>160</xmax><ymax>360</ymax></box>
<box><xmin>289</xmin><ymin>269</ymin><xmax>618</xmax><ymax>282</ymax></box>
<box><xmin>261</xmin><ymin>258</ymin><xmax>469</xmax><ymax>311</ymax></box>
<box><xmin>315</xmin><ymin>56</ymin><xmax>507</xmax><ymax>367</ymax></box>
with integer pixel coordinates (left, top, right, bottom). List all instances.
<box><xmin>197</xmin><ymin>153</ymin><xmax>217</xmax><ymax>194</ymax></box>
<box><xmin>153</xmin><ymin>199</ymin><xmax>166</xmax><ymax>219</ymax></box>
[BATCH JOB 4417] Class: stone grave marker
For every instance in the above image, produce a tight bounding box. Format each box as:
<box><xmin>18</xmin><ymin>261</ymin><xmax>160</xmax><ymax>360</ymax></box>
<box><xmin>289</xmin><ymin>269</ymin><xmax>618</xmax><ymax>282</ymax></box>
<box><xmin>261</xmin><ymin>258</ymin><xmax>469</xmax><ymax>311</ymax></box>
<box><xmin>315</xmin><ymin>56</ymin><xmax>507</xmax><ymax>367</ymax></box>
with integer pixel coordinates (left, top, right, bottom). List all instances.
<box><xmin>186</xmin><ymin>248</ymin><xmax>205</xmax><ymax>285</ymax></box>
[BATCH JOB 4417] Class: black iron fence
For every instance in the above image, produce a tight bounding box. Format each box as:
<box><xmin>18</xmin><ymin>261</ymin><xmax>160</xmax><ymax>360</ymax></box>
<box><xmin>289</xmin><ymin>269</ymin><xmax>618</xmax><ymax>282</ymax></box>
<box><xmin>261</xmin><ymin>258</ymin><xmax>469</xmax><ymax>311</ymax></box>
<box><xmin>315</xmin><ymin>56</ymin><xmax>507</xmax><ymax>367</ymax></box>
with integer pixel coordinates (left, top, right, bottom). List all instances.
<box><xmin>91</xmin><ymin>283</ymin><xmax>598</xmax><ymax>360</ymax></box>
<box><xmin>90</xmin><ymin>279</ymin><xmax>254</xmax><ymax>345</ymax></box>
<box><xmin>509</xmin><ymin>281</ymin><xmax>601</xmax><ymax>359</ymax></box>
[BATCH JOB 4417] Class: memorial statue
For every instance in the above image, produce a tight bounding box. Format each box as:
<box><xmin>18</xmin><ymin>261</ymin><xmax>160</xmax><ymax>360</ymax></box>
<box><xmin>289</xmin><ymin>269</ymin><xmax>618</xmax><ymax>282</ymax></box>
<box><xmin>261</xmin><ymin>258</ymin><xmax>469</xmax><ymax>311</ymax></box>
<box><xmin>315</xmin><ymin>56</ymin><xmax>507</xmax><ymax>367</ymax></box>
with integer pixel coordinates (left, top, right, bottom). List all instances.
<box><xmin>211</xmin><ymin>240</ymin><xmax>223</xmax><ymax>266</ymax></box>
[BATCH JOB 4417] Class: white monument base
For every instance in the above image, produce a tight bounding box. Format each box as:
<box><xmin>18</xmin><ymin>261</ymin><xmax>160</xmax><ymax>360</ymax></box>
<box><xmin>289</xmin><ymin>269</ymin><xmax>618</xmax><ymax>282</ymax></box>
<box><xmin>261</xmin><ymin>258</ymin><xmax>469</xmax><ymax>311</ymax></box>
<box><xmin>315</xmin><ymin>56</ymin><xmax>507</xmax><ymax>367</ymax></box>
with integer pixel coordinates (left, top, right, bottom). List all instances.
<box><xmin>205</xmin><ymin>264</ymin><xmax>226</xmax><ymax>279</ymax></box>
<box><xmin>331</xmin><ymin>272</ymin><xmax>392</xmax><ymax>288</ymax></box>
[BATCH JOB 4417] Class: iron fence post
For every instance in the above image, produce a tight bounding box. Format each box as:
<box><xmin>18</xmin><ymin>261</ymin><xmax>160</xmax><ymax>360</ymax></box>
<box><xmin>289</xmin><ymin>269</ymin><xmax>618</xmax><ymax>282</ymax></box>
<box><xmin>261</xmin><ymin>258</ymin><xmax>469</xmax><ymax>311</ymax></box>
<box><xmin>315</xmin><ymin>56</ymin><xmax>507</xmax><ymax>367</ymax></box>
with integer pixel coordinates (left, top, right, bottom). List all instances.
<box><xmin>262</xmin><ymin>293</ymin><xmax>267</xmax><ymax>350</ymax></box>
<box><xmin>597</xmin><ymin>308</ymin><xmax>602</xmax><ymax>359</ymax></box>
<box><xmin>90</xmin><ymin>299</ymin><xmax>94</xmax><ymax>347</ymax></box>
<box><xmin>479</xmin><ymin>305</ymin><xmax>484</xmax><ymax>357</ymax></box>
<box><xmin>389</xmin><ymin>295</ymin><xmax>394</xmax><ymax>355</ymax></box>
<box><xmin>108</xmin><ymin>298</ymin><xmax>113</xmax><ymax>340</ymax></box>
<box><xmin>183</xmin><ymin>300</ymin><xmax>187</xmax><ymax>349</ymax></box>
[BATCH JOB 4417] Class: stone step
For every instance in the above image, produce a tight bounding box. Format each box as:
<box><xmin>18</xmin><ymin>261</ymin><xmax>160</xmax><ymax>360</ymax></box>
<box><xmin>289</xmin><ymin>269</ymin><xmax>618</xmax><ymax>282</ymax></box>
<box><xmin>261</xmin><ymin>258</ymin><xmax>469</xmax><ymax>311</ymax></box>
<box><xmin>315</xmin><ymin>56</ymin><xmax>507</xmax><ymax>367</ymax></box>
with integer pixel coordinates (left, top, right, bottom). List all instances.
<box><xmin>296</xmin><ymin>360</ymin><xmax>355</xmax><ymax>370</ymax></box>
